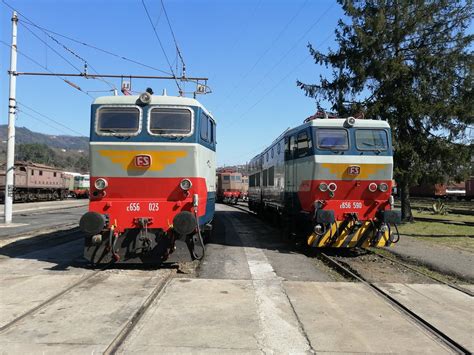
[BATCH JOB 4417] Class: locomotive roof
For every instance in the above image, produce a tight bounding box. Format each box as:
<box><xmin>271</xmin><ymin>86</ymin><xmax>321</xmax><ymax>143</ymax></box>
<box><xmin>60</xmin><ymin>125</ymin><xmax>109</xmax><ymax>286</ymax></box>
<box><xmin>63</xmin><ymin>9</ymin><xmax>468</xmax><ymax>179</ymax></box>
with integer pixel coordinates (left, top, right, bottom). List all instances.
<box><xmin>305</xmin><ymin>118</ymin><xmax>390</xmax><ymax>129</ymax></box>
<box><xmin>92</xmin><ymin>95</ymin><xmax>214</xmax><ymax>118</ymax></box>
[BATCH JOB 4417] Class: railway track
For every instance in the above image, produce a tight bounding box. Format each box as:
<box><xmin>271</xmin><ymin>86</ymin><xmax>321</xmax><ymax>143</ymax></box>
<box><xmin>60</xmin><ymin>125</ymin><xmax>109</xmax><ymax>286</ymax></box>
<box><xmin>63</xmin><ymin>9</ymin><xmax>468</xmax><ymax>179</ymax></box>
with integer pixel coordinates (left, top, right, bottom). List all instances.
<box><xmin>1</xmin><ymin>262</ymin><xmax>176</xmax><ymax>355</ymax></box>
<box><xmin>365</xmin><ymin>248</ymin><xmax>474</xmax><ymax>297</ymax></box>
<box><xmin>103</xmin><ymin>270</ymin><xmax>174</xmax><ymax>354</ymax></box>
<box><xmin>413</xmin><ymin>216</ymin><xmax>474</xmax><ymax>227</ymax></box>
<box><xmin>318</xmin><ymin>252</ymin><xmax>471</xmax><ymax>354</ymax></box>
<box><xmin>0</xmin><ymin>266</ymin><xmax>107</xmax><ymax>333</ymax></box>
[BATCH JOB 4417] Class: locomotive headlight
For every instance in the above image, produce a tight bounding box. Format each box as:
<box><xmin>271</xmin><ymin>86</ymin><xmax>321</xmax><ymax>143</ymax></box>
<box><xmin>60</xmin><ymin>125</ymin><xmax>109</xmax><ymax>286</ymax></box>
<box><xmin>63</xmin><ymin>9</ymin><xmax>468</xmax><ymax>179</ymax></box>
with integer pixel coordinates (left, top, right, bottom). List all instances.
<box><xmin>368</xmin><ymin>182</ymin><xmax>378</xmax><ymax>192</ymax></box>
<box><xmin>138</xmin><ymin>92</ymin><xmax>152</xmax><ymax>105</ymax></box>
<box><xmin>94</xmin><ymin>178</ymin><xmax>108</xmax><ymax>190</ymax></box>
<box><xmin>328</xmin><ymin>182</ymin><xmax>337</xmax><ymax>192</ymax></box>
<box><xmin>379</xmin><ymin>183</ymin><xmax>389</xmax><ymax>192</ymax></box>
<box><xmin>180</xmin><ymin>179</ymin><xmax>192</xmax><ymax>191</ymax></box>
<box><xmin>345</xmin><ymin>116</ymin><xmax>356</xmax><ymax>127</ymax></box>
<box><xmin>319</xmin><ymin>183</ymin><xmax>328</xmax><ymax>192</ymax></box>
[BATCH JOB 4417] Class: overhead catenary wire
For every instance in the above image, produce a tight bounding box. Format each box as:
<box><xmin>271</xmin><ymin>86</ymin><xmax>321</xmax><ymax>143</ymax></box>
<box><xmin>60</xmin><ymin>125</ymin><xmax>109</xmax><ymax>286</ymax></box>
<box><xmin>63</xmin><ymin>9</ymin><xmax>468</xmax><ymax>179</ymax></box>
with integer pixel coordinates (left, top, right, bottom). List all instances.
<box><xmin>213</xmin><ymin>0</ymin><xmax>311</xmax><ymax>111</ymax></box>
<box><xmin>1</xmin><ymin>0</ymin><xmax>172</xmax><ymax>76</ymax></box>
<box><xmin>0</xmin><ymin>40</ymin><xmax>94</xmax><ymax>99</ymax></box>
<box><xmin>141</xmin><ymin>0</ymin><xmax>182</xmax><ymax>93</ymax></box>
<box><xmin>160</xmin><ymin>0</ymin><xmax>185</xmax><ymax>76</ymax></box>
<box><xmin>17</xmin><ymin>109</ymin><xmax>87</xmax><ymax>137</ymax></box>
<box><xmin>223</xmin><ymin>53</ymin><xmax>314</xmax><ymax>129</ymax></box>
<box><xmin>20</xmin><ymin>23</ymin><xmax>83</xmax><ymax>73</ymax></box>
<box><xmin>20</xmin><ymin>21</ymin><xmax>117</xmax><ymax>91</ymax></box>
<box><xmin>17</xmin><ymin>101</ymin><xmax>86</xmax><ymax>136</ymax></box>
<box><xmin>225</xmin><ymin>30</ymin><xmax>335</xmax><ymax>129</ymax></box>
<box><xmin>221</xmin><ymin>2</ymin><xmax>337</xmax><ymax>117</ymax></box>
<box><xmin>1</xmin><ymin>1</ymin><xmax>117</xmax><ymax>92</ymax></box>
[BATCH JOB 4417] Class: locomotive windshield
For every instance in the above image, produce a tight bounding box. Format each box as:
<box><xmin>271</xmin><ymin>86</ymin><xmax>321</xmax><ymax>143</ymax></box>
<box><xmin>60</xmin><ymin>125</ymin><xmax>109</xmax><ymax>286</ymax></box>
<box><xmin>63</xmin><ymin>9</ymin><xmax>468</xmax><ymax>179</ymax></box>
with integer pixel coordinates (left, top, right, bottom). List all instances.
<box><xmin>316</xmin><ymin>129</ymin><xmax>349</xmax><ymax>150</ymax></box>
<box><xmin>355</xmin><ymin>129</ymin><xmax>388</xmax><ymax>151</ymax></box>
<box><xmin>97</xmin><ymin>107</ymin><xmax>140</xmax><ymax>134</ymax></box>
<box><xmin>149</xmin><ymin>108</ymin><xmax>192</xmax><ymax>135</ymax></box>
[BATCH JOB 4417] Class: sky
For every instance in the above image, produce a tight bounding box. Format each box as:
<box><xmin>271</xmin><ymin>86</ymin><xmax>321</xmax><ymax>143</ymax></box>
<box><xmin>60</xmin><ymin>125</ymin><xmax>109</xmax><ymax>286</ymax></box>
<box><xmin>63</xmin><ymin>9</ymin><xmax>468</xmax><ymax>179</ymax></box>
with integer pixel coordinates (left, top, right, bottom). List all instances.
<box><xmin>0</xmin><ymin>0</ymin><xmax>345</xmax><ymax>166</ymax></box>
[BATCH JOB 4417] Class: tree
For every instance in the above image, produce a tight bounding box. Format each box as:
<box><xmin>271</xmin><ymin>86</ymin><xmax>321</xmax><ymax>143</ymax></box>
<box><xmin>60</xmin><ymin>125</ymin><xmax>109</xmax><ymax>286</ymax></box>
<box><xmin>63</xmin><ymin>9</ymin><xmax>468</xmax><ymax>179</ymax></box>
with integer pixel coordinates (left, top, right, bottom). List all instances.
<box><xmin>298</xmin><ymin>0</ymin><xmax>473</xmax><ymax>221</ymax></box>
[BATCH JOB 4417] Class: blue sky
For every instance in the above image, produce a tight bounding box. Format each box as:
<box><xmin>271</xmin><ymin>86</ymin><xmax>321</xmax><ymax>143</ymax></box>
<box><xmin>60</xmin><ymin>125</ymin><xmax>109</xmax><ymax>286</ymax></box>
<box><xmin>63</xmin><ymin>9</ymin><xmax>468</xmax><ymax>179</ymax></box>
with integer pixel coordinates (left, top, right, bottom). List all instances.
<box><xmin>1</xmin><ymin>0</ymin><xmax>344</xmax><ymax>166</ymax></box>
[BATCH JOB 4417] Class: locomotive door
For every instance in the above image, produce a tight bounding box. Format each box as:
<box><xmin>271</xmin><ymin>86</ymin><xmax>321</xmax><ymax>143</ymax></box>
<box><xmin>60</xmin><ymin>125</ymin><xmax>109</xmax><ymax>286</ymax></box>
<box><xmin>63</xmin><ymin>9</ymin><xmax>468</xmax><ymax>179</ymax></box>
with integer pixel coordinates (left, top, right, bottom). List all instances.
<box><xmin>284</xmin><ymin>135</ymin><xmax>297</xmax><ymax>210</ymax></box>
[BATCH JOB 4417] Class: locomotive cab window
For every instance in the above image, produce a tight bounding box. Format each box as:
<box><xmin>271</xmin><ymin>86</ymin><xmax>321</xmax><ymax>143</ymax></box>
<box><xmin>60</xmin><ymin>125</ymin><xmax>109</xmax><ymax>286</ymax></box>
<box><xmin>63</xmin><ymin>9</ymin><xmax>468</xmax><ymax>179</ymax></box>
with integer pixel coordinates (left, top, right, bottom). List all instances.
<box><xmin>355</xmin><ymin>129</ymin><xmax>388</xmax><ymax>151</ymax></box>
<box><xmin>97</xmin><ymin>107</ymin><xmax>140</xmax><ymax>135</ymax></box>
<box><xmin>150</xmin><ymin>108</ymin><xmax>192</xmax><ymax>136</ymax></box>
<box><xmin>316</xmin><ymin>129</ymin><xmax>349</xmax><ymax>150</ymax></box>
<box><xmin>297</xmin><ymin>131</ymin><xmax>312</xmax><ymax>157</ymax></box>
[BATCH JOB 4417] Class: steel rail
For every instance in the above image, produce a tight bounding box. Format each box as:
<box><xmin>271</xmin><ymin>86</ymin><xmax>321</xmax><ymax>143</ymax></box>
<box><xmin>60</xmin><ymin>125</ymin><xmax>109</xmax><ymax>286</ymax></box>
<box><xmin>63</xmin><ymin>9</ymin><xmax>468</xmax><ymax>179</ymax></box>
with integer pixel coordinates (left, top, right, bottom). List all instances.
<box><xmin>413</xmin><ymin>216</ymin><xmax>474</xmax><ymax>227</ymax></box>
<box><xmin>103</xmin><ymin>270</ymin><xmax>174</xmax><ymax>354</ymax></box>
<box><xmin>318</xmin><ymin>252</ymin><xmax>471</xmax><ymax>354</ymax></box>
<box><xmin>365</xmin><ymin>248</ymin><xmax>474</xmax><ymax>297</ymax></box>
<box><xmin>0</xmin><ymin>265</ymin><xmax>109</xmax><ymax>333</ymax></box>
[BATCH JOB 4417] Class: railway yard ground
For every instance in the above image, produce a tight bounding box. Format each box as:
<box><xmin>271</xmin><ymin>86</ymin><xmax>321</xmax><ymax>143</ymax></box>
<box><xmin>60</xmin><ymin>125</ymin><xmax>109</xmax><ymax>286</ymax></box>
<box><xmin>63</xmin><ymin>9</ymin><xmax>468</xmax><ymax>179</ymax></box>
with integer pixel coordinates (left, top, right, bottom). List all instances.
<box><xmin>0</xmin><ymin>201</ymin><xmax>473</xmax><ymax>353</ymax></box>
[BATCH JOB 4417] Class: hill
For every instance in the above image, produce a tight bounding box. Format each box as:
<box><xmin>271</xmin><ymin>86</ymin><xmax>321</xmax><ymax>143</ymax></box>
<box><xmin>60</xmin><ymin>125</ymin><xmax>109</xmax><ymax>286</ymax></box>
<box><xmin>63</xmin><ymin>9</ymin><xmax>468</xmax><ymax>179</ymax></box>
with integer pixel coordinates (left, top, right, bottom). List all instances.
<box><xmin>0</xmin><ymin>125</ymin><xmax>89</xmax><ymax>172</ymax></box>
<box><xmin>0</xmin><ymin>125</ymin><xmax>88</xmax><ymax>151</ymax></box>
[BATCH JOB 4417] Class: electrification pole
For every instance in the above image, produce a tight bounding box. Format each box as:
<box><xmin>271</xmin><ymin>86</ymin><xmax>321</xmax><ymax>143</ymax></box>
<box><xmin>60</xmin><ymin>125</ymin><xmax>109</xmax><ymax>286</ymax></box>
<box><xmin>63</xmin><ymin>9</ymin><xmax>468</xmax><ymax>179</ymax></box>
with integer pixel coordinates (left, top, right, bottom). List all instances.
<box><xmin>4</xmin><ymin>11</ymin><xmax>18</xmax><ymax>224</ymax></box>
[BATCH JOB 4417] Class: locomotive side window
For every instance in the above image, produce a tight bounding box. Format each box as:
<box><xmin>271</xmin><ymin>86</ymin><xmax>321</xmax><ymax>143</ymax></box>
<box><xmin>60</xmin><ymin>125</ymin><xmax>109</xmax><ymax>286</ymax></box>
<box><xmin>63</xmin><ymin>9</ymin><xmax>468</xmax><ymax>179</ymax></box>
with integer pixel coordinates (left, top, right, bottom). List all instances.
<box><xmin>249</xmin><ymin>174</ymin><xmax>255</xmax><ymax>187</ymax></box>
<box><xmin>150</xmin><ymin>108</ymin><xmax>192</xmax><ymax>136</ymax></box>
<box><xmin>255</xmin><ymin>172</ymin><xmax>261</xmax><ymax>187</ymax></box>
<box><xmin>208</xmin><ymin>119</ymin><xmax>215</xmax><ymax>143</ymax></box>
<box><xmin>262</xmin><ymin>169</ymin><xmax>268</xmax><ymax>187</ymax></box>
<box><xmin>268</xmin><ymin>166</ymin><xmax>275</xmax><ymax>186</ymax></box>
<box><xmin>200</xmin><ymin>112</ymin><xmax>209</xmax><ymax>140</ymax></box>
<box><xmin>223</xmin><ymin>175</ymin><xmax>230</xmax><ymax>181</ymax></box>
<box><xmin>97</xmin><ymin>107</ymin><xmax>140</xmax><ymax>135</ymax></box>
<box><xmin>355</xmin><ymin>129</ymin><xmax>388</xmax><ymax>151</ymax></box>
<box><xmin>316</xmin><ymin>129</ymin><xmax>348</xmax><ymax>150</ymax></box>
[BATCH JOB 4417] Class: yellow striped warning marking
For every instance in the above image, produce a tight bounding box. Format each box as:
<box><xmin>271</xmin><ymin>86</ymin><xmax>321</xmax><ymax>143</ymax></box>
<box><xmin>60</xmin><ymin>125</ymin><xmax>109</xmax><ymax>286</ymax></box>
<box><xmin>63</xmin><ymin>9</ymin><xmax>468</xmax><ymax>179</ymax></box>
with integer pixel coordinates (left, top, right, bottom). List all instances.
<box><xmin>307</xmin><ymin>221</ymin><xmax>392</xmax><ymax>248</ymax></box>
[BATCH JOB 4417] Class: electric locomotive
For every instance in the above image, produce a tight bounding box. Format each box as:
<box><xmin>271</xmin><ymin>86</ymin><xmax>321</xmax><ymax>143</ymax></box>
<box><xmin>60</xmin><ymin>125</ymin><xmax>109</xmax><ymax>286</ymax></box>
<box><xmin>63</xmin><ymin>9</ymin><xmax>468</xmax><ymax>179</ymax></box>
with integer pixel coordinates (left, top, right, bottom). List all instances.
<box><xmin>79</xmin><ymin>91</ymin><xmax>216</xmax><ymax>264</ymax></box>
<box><xmin>248</xmin><ymin>113</ymin><xmax>401</xmax><ymax>248</ymax></box>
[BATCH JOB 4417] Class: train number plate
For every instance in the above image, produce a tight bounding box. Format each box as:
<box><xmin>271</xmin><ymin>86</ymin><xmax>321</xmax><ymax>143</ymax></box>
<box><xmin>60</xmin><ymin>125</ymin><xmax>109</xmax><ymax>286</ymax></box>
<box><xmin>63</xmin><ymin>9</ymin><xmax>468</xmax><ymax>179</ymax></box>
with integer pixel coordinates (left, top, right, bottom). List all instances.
<box><xmin>340</xmin><ymin>201</ymin><xmax>362</xmax><ymax>209</ymax></box>
<box><xmin>126</xmin><ymin>202</ymin><xmax>160</xmax><ymax>212</ymax></box>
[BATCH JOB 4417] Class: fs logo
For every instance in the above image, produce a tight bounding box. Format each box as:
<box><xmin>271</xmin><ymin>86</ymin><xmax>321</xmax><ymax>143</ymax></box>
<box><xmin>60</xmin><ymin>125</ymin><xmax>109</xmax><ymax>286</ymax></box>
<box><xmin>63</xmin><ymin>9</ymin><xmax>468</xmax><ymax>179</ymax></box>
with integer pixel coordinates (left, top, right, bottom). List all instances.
<box><xmin>134</xmin><ymin>154</ymin><xmax>152</xmax><ymax>168</ymax></box>
<box><xmin>347</xmin><ymin>165</ymin><xmax>360</xmax><ymax>175</ymax></box>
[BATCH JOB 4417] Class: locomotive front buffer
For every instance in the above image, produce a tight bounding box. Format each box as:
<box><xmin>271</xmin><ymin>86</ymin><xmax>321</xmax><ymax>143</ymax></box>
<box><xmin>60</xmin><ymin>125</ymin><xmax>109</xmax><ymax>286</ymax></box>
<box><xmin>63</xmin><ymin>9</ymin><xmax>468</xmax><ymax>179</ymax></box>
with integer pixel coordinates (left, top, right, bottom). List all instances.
<box><xmin>307</xmin><ymin>200</ymin><xmax>402</xmax><ymax>248</ymax></box>
<box><xmin>80</xmin><ymin>192</ymin><xmax>209</xmax><ymax>264</ymax></box>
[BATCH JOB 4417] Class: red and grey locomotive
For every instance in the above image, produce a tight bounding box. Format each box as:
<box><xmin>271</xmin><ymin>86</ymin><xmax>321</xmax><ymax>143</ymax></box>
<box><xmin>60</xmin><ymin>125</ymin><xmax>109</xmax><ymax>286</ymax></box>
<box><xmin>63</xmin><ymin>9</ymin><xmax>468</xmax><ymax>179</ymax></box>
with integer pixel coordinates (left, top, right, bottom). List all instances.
<box><xmin>248</xmin><ymin>113</ymin><xmax>401</xmax><ymax>248</ymax></box>
<box><xmin>79</xmin><ymin>91</ymin><xmax>216</xmax><ymax>264</ymax></box>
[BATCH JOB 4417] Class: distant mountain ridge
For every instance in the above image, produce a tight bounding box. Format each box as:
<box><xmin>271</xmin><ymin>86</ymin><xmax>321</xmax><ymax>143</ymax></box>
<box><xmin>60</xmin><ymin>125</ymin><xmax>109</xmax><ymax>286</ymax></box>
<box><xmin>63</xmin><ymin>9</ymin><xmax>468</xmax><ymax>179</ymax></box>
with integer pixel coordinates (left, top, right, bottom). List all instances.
<box><xmin>0</xmin><ymin>125</ymin><xmax>88</xmax><ymax>151</ymax></box>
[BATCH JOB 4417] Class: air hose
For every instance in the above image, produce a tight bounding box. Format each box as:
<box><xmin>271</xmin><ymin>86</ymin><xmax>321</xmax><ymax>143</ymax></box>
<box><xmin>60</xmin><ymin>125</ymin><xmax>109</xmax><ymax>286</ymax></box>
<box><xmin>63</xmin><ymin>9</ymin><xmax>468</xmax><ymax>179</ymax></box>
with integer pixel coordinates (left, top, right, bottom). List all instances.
<box><xmin>191</xmin><ymin>207</ymin><xmax>206</xmax><ymax>260</ymax></box>
<box><xmin>389</xmin><ymin>223</ymin><xmax>400</xmax><ymax>244</ymax></box>
<box><xmin>108</xmin><ymin>226</ymin><xmax>120</xmax><ymax>262</ymax></box>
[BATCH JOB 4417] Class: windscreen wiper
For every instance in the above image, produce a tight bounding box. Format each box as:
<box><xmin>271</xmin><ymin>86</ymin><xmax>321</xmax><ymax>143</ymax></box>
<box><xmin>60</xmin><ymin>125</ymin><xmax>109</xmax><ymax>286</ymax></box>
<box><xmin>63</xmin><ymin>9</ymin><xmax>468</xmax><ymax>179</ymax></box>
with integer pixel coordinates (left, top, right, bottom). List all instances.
<box><xmin>361</xmin><ymin>142</ymin><xmax>382</xmax><ymax>153</ymax></box>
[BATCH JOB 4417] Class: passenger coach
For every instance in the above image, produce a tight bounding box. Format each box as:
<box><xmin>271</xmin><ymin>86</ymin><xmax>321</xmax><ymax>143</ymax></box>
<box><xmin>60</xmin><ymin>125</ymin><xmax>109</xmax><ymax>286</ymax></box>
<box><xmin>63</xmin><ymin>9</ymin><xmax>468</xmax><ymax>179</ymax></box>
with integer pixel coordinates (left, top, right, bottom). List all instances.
<box><xmin>79</xmin><ymin>92</ymin><xmax>216</xmax><ymax>264</ymax></box>
<box><xmin>248</xmin><ymin>113</ymin><xmax>401</xmax><ymax>248</ymax></box>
